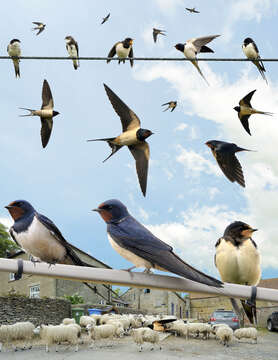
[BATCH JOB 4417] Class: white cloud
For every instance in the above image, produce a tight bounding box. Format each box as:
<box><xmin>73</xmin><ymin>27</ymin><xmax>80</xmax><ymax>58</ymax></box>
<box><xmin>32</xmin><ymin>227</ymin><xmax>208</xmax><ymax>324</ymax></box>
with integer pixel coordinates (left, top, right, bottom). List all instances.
<box><xmin>138</xmin><ymin>207</ymin><xmax>150</xmax><ymax>222</ymax></box>
<box><xmin>153</xmin><ymin>0</ymin><xmax>183</xmax><ymax>14</ymax></box>
<box><xmin>174</xmin><ymin>123</ymin><xmax>188</xmax><ymax>132</ymax></box>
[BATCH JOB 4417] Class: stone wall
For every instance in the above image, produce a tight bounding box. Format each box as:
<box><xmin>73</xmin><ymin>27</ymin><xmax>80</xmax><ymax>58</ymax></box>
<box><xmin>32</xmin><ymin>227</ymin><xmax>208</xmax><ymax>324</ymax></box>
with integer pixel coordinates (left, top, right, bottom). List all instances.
<box><xmin>0</xmin><ymin>296</ymin><xmax>71</xmax><ymax>326</ymax></box>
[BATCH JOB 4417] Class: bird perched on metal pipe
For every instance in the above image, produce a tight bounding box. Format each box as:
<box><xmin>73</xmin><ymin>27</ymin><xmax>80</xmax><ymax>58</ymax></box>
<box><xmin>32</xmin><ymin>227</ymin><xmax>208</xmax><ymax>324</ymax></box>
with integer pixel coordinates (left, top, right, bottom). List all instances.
<box><xmin>107</xmin><ymin>38</ymin><xmax>134</xmax><ymax>67</ymax></box>
<box><xmin>242</xmin><ymin>38</ymin><xmax>267</xmax><ymax>84</ymax></box>
<box><xmin>65</xmin><ymin>36</ymin><xmax>80</xmax><ymax>70</ymax></box>
<box><xmin>7</xmin><ymin>39</ymin><xmax>21</xmax><ymax>78</ymax></box>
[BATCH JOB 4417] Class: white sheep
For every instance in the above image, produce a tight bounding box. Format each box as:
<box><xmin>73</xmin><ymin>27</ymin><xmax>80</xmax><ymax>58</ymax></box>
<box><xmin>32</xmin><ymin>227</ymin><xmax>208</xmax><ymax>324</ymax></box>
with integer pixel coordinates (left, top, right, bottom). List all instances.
<box><xmin>87</xmin><ymin>324</ymin><xmax>118</xmax><ymax>347</ymax></box>
<box><xmin>234</xmin><ymin>327</ymin><xmax>257</xmax><ymax>344</ymax></box>
<box><xmin>39</xmin><ymin>324</ymin><xmax>79</xmax><ymax>352</ymax></box>
<box><xmin>62</xmin><ymin>318</ymin><xmax>76</xmax><ymax>325</ymax></box>
<box><xmin>90</xmin><ymin>314</ymin><xmax>101</xmax><ymax>325</ymax></box>
<box><xmin>215</xmin><ymin>325</ymin><xmax>233</xmax><ymax>347</ymax></box>
<box><xmin>105</xmin><ymin>320</ymin><xmax>125</xmax><ymax>337</ymax></box>
<box><xmin>165</xmin><ymin>320</ymin><xmax>189</xmax><ymax>339</ymax></box>
<box><xmin>187</xmin><ymin>323</ymin><xmax>212</xmax><ymax>340</ymax></box>
<box><xmin>131</xmin><ymin>328</ymin><xmax>161</xmax><ymax>352</ymax></box>
<box><xmin>0</xmin><ymin>321</ymin><xmax>35</xmax><ymax>352</ymax></box>
<box><xmin>79</xmin><ymin>316</ymin><xmax>96</xmax><ymax>328</ymax></box>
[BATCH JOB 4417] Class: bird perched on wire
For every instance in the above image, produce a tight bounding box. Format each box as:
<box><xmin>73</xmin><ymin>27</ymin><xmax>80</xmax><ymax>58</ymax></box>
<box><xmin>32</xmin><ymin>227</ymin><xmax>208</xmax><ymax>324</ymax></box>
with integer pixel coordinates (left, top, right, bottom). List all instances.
<box><xmin>205</xmin><ymin>140</ymin><xmax>252</xmax><ymax>188</ymax></box>
<box><xmin>233</xmin><ymin>89</ymin><xmax>273</xmax><ymax>136</ymax></box>
<box><xmin>153</xmin><ymin>28</ymin><xmax>166</xmax><ymax>43</ymax></box>
<box><xmin>185</xmin><ymin>7</ymin><xmax>200</xmax><ymax>13</ymax></box>
<box><xmin>19</xmin><ymin>79</ymin><xmax>60</xmax><ymax>148</ymax></box>
<box><xmin>101</xmin><ymin>13</ymin><xmax>110</xmax><ymax>24</ymax></box>
<box><xmin>242</xmin><ymin>38</ymin><xmax>267</xmax><ymax>84</ymax></box>
<box><xmin>7</xmin><ymin>39</ymin><xmax>21</xmax><ymax>78</ymax></box>
<box><xmin>93</xmin><ymin>199</ymin><xmax>223</xmax><ymax>288</ymax></box>
<box><xmin>107</xmin><ymin>38</ymin><xmax>134</xmax><ymax>67</ymax></box>
<box><xmin>65</xmin><ymin>36</ymin><xmax>80</xmax><ymax>70</ymax></box>
<box><xmin>162</xmin><ymin>101</ymin><xmax>177</xmax><ymax>112</ymax></box>
<box><xmin>175</xmin><ymin>35</ymin><xmax>220</xmax><ymax>85</ymax></box>
<box><xmin>32</xmin><ymin>22</ymin><xmax>46</xmax><ymax>35</ymax></box>
<box><xmin>87</xmin><ymin>84</ymin><xmax>153</xmax><ymax>197</ymax></box>
<box><xmin>215</xmin><ymin>221</ymin><xmax>261</xmax><ymax>324</ymax></box>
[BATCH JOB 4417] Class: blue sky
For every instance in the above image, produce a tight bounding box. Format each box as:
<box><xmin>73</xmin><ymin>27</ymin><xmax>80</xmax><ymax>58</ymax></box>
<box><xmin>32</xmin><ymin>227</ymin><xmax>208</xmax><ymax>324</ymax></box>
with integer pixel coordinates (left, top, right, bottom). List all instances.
<box><xmin>1</xmin><ymin>0</ymin><xmax>278</xmax><ymax>282</ymax></box>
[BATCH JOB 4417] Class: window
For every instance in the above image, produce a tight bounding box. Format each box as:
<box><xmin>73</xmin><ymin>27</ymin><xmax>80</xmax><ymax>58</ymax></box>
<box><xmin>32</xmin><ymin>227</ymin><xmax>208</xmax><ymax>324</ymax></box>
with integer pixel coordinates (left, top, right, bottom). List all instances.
<box><xmin>99</xmin><ymin>299</ymin><xmax>106</xmax><ymax>305</ymax></box>
<box><xmin>144</xmin><ymin>289</ymin><xmax>150</xmax><ymax>294</ymax></box>
<box><xmin>9</xmin><ymin>273</ymin><xmax>15</xmax><ymax>281</ymax></box>
<box><xmin>30</xmin><ymin>285</ymin><xmax>40</xmax><ymax>298</ymax></box>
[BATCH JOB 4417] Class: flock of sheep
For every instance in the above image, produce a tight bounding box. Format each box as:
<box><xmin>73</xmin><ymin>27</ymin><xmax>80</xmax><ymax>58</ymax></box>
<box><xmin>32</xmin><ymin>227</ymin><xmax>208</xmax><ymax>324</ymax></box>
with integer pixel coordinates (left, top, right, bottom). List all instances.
<box><xmin>0</xmin><ymin>313</ymin><xmax>258</xmax><ymax>353</ymax></box>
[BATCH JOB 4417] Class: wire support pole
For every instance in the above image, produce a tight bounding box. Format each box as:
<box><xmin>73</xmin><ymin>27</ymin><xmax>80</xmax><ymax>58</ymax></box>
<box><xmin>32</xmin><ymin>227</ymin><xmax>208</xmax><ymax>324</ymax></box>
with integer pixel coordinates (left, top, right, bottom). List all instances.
<box><xmin>0</xmin><ymin>258</ymin><xmax>278</xmax><ymax>302</ymax></box>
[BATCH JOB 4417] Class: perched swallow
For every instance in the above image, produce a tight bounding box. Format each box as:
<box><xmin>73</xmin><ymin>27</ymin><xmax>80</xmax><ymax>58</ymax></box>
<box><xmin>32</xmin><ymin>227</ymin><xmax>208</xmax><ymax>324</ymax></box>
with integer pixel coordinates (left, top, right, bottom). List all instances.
<box><xmin>32</xmin><ymin>22</ymin><xmax>46</xmax><ymax>36</ymax></box>
<box><xmin>107</xmin><ymin>38</ymin><xmax>134</xmax><ymax>67</ymax></box>
<box><xmin>205</xmin><ymin>140</ymin><xmax>252</xmax><ymax>187</ymax></box>
<box><xmin>162</xmin><ymin>101</ymin><xmax>177</xmax><ymax>112</ymax></box>
<box><xmin>185</xmin><ymin>7</ymin><xmax>200</xmax><ymax>13</ymax></box>
<box><xmin>87</xmin><ymin>84</ymin><xmax>153</xmax><ymax>196</ymax></box>
<box><xmin>175</xmin><ymin>35</ymin><xmax>220</xmax><ymax>85</ymax></box>
<box><xmin>234</xmin><ymin>89</ymin><xmax>273</xmax><ymax>136</ymax></box>
<box><xmin>19</xmin><ymin>79</ymin><xmax>60</xmax><ymax>148</ymax></box>
<box><xmin>153</xmin><ymin>28</ymin><xmax>166</xmax><ymax>43</ymax></box>
<box><xmin>65</xmin><ymin>36</ymin><xmax>79</xmax><ymax>70</ymax></box>
<box><xmin>94</xmin><ymin>199</ymin><xmax>223</xmax><ymax>287</ymax></box>
<box><xmin>7</xmin><ymin>39</ymin><xmax>21</xmax><ymax>78</ymax></box>
<box><xmin>242</xmin><ymin>38</ymin><xmax>267</xmax><ymax>84</ymax></box>
<box><xmin>101</xmin><ymin>13</ymin><xmax>110</xmax><ymax>24</ymax></box>
<box><xmin>215</xmin><ymin>221</ymin><xmax>261</xmax><ymax>324</ymax></box>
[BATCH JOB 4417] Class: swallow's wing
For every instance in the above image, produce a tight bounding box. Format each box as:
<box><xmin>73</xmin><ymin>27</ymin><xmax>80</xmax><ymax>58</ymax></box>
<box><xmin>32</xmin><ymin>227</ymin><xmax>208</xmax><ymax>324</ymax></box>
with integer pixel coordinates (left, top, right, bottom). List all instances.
<box><xmin>107</xmin><ymin>43</ymin><xmax>117</xmax><ymax>63</ymax></box>
<box><xmin>215</xmin><ymin>150</ymin><xmax>245</xmax><ymax>187</ymax></box>
<box><xmin>36</xmin><ymin>27</ymin><xmax>44</xmax><ymax>36</ymax></box>
<box><xmin>190</xmin><ymin>35</ymin><xmax>220</xmax><ymax>52</ymax></box>
<box><xmin>239</xmin><ymin>114</ymin><xmax>251</xmax><ymax>135</ymax></box>
<box><xmin>41</xmin><ymin>79</ymin><xmax>54</xmax><ymax>109</ymax></box>
<box><xmin>162</xmin><ymin>102</ymin><xmax>170</xmax><ymax>106</ymax></box>
<box><xmin>9</xmin><ymin>228</ymin><xmax>20</xmax><ymax>247</ymax></box>
<box><xmin>129</xmin><ymin>47</ymin><xmax>134</xmax><ymax>67</ymax></box>
<box><xmin>103</xmin><ymin>83</ymin><xmax>140</xmax><ymax>131</ymax></box>
<box><xmin>239</xmin><ymin>89</ymin><xmax>256</xmax><ymax>107</ymax></box>
<box><xmin>252</xmin><ymin>41</ymin><xmax>259</xmax><ymax>54</ymax></box>
<box><xmin>128</xmin><ymin>142</ymin><xmax>149</xmax><ymax>197</ymax></box>
<box><xmin>32</xmin><ymin>22</ymin><xmax>42</xmax><ymax>25</ymax></box>
<box><xmin>153</xmin><ymin>30</ymin><xmax>158</xmax><ymax>43</ymax></box>
<box><xmin>40</xmin><ymin>117</ymin><xmax>53</xmax><ymax>148</ymax></box>
<box><xmin>108</xmin><ymin>217</ymin><xmax>223</xmax><ymax>287</ymax></box>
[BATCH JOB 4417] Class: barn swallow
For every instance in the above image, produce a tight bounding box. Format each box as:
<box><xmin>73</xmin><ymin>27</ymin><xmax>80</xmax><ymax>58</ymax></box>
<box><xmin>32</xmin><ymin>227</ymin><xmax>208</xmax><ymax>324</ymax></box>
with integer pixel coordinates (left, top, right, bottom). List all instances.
<box><xmin>107</xmin><ymin>38</ymin><xmax>134</xmax><ymax>67</ymax></box>
<box><xmin>7</xmin><ymin>39</ymin><xmax>21</xmax><ymax>78</ymax></box>
<box><xmin>153</xmin><ymin>28</ymin><xmax>166</xmax><ymax>43</ymax></box>
<box><xmin>205</xmin><ymin>140</ymin><xmax>252</xmax><ymax>187</ymax></box>
<box><xmin>242</xmin><ymin>38</ymin><xmax>267</xmax><ymax>84</ymax></box>
<box><xmin>65</xmin><ymin>36</ymin><xmax>79</xmax><ymax>70</ymax></box>
<box><xmin>175</xmin><ymin>35</ymin><xmax>220</xmax><ymax>85</ymax></box>
<box><xmin>101</xmin><ymin>13</ymin><xmax>110</xmax><ymax>24</ymax></box>
<box><xmin>93</xmin><ymin>199</ymin><xmax>223</xmax><ymax>288</ymax></box>
<box><xmin>233</xmin><ymin>89</ymin><xmax>273</xmax><ymax>136</ymax></box>
<box><xmin>87</xmin><ymin>84</ymin><xmax>153</xmax><ymax>196</ymax></box>
<box><xmin>19</xmin><ymin>79</ymin><xmax>60</xmax><ymax>148</ymax></box>
<box><xmin>185</xmin><ymin>7</ymin><xmax>200</xmax><ymax>13</ymax></box>
<box><xmin>215</xmin><ymin>221</ymin><xmax>261</xmax><ymax>324</ymax></box>
<box><xmin>162</xmin><ymin>101</ymin><xmax>177</xmax><ymax>112</ymax></box>
<box><xmin>32</xmin><ymin>22</ymin><xmax>46</xmax><ymax>35</ymax></box>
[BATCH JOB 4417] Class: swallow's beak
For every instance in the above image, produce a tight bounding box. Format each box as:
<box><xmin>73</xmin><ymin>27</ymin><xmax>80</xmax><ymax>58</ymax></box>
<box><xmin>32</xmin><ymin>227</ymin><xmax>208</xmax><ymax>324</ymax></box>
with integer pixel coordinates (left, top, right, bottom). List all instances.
<box><xmin>5</xmin><ymin>205</ymin><xmax>13</xmax><ymax>209</ymax></box>
<box><xmin>92</xmin><ymin>208</ymin><xmax>101</xmax><ymax>212</ymax></box>
<box><xmin>251</xmin><ymin>228</ymin><xmax>258</xmax><ymax>232</ymax></box>
<box><xmin>130</xmin><ymin>39</ymin><xmax>133</xmax><ymax>45</ymax></box>
<box><xmin>205</xmin><ymin>142</ymin><xmax>211</xmax><ymax>148</ymax></box>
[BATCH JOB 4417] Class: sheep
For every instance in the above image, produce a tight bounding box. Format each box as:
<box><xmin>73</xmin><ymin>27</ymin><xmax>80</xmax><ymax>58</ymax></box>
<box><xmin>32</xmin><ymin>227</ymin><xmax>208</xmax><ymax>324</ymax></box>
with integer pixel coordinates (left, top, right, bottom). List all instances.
<box><xmin>215</xmin><ymin>325</ymin><xmax>233</xmax><ymax>347</ymax></box>
<box><xmin>105</xmin><ymin>320</ymin><xmax>125</xmax><ymax>337</ymax></box>
<box><xmin>165</xmin><ymin>320</ymin><xmax>189</xmax><ymax>339</ymax></box>
<box><xmin>62</xmin><ymin>318</ymin><xmax>76</xmax><ymax>325</ymax></box>
<box><xmin>79</xmin><ymin>316</ymin><xmax>96</xmax><ymax>328</ymax></box>
<box><xmin>39</xmin><ymin>324</ymin><xmax>79</xmax><ymax>352</ymax></box>
<box><xmin>234</xmin><ymin>327</ymin><xmax>257</xmax><ymax>344</ymax></box>
<box><xmin>187</xmin><ymin>323</ymin><xmax>212</xmax><ymax>340</ymax></box>
<box><xmin>0</xmin><ymin>322</ymin><xmax>35</xmax><ymax>352</ymax></box>
<box><xmin>87</xmin><ymin>324</ymin><xmax>118</xmax><ymax>347</ymax></box>
<box><xmin>130</xmin><ymin>328</ymin><xmax>160</xmax><ymax>352</ymax></box>
<box><xmin>90</xmin><ymin>314</ymin><xmax>101</xmax><ymax>325</ymax></box>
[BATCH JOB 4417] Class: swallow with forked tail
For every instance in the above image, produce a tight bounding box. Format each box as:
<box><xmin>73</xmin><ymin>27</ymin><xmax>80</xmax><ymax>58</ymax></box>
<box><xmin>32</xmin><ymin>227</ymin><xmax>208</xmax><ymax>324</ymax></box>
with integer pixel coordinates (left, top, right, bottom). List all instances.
<box><xmin>107</xmin><ymin>38</ymin><xmax>134</xmax><ymax>67</ymax></box>
<box><xmin>101</xmin><ymin>13</ymin><xmax>110</xmax><ymax>24</ymax></box>
<box><xmin>32</xmin><ymin>22</ymin><xmax>46</xmax><ymax>35</ymax></box>
<box><xmin>65</xmin><ymin>36</ymin><xmax>79</xmax><ymax>70</ymax></box>
<box><xmin>185</xmin><ymin>7</ymin><xmax>200</xmax><ymax>13</ymax></box>
<box><xmin>242</xmin><ymin>38</ymin><xmax>267</xmax><ymax>84</ymax></box>
<box><xmin>7</xmin><ymin>39</ymin><xmax>21</xmax><ymax>78</ymax></box>
<box><xmin>153</xmin><ymin>28</ymin><xmax>166</xmax><ymax>43</ymax></box>
<box><xmin>162</xmin><ymin>101</ymin><xmax>177</xmax><ymax>112</ymax></box>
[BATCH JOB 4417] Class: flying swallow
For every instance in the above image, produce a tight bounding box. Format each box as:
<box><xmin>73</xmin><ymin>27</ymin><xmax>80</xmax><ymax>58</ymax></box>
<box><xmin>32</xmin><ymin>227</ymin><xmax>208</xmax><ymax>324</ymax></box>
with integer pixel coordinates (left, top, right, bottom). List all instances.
<box><xmin>65</xmin><ymin>36</ymin><xmax>79</xmax><ymax>70</ymax></box>
<box><xmin>107</xmin><ymin>38</ymin><xmax>134</xmax><ymax>67</ymax></box>
<box><xmin>185</xmin><ymin>7</ymin><xmax>200</xmax><ymax>13</ymax></box>
<box><xmin>93</xmin><ymin>199</ymin><xmax>223</xmax><ymax>288</ymax></box>
<box><xmin>162</xmin><ymin>101</ymin><xmax>177</xmax><ymax>112</ymax></box>
<box><xmin>32</xmin><ymin>22</ymin><xmax>46</xmax><ymax>36</ymax></box>
<box><xmin>242</xmin><ymin>38</ymin><xmax>267</xmax><ymax>84</ymax></box>
<box><xmin>87</xmin><ymin>84</ymin><xmax>153</xmax><ymax>196</ymax></box>
<box><xmin>233</xmin><ymin>89</ymin><xmax>273</xmax><ymax>136</ymax></box>
<box><xmin>101</xmin><ymin>13</ymin><xmax>110</xmax><ymax>24</ymax></box>
<box><xmin>153</xmin><ymin>28</ymin><xmax>166</xmax><ymax>43</ymax></box>
<box><xmin>175</xmin><ymin>35</ymin><xmax>220</xmax><ymax>85</ymax></box>
<box><xmin>215</xmin><ymin>221</ymin><xmax>261</xmax><ymax>324</ymax></box>
<box><xmin>19</xmin><ymin>79</ymin><xmax>60</xmax><ymax>148</ymax></box>
<box><xmin>7</xmin><ymin>39</ymin><xmax>21</xmax><ymax>78</ymax></box>
<box><xmin>205</xmin><ymin>140</ymin><xmax>252</xmax><ymax>187</ymax></box>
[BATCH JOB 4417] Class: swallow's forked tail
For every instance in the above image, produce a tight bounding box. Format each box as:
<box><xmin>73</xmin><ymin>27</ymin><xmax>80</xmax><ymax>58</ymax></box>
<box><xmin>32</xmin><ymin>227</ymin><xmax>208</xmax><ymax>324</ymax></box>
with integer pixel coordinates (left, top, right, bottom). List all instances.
<box><xmin>253</xmin><ymin>59</ymin><xmax>268</xmax><ymax>85</ymax></box>
<box><xmin>256</xmin><ymin>110</ymin><xmax>273</xmax><ymax>116</ymax></box>
<box><xmin>19</xmin><ymin>108</ymin><xmax>36</xmax><ymax>116</ymax></box>
<box><xmin>191</xmin><ymin>60</ymin><xmax>209</xmax><ymax>86</ymax></box>
<box><xmin>87</xmin><ymin>137</ymin><xmax>123</xmax><ymax>162</ymax></box>
<box><xmin>12</xmin><ymin>59</ymin><xmax>20</xmax><ymax>78</ymax></box>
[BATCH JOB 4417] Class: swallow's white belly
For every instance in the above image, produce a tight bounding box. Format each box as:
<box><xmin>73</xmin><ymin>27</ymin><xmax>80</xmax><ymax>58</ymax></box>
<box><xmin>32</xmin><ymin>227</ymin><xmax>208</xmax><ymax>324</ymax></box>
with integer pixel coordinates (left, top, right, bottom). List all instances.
<box><xmin>243</xmin><ymin>44</ymin><xmax>258</xmax><ymax>59</ymax></box>
<box><xmin>67</xmin><ymin>45</ymin><xmax>78</xmax><ymax>58</ymax></box>
<box><xmin>8</xmin><ymin>44</ymin><xmax>21</xmax><ymax>57</ymax></box>
<box><xmin>183</xmin><ymin>44</ymin><xmax>196</xmax><ymax>59</ymax></box>
<box><xmin>215</xmin><ymin>238</ymin><xmax>261</xmax><ymax>285</ymax></box>
<box><xmin>116</xmin><ymin>43</ymin><xmax>130</xmax><ymax>58</ymax></box>
<box><xmin>12</xmin><ymin>216</ymin><xmax>66</xmax><ymax>263</ymax></box>
<box><xmin>240</xmin><ymin>106</ymin><xmax>257</xmax><ymax>115</ymax></box>
<box><xmin>108</xmin><ymin>233</ymin><xmax>152</xmax><ymax>269</ymax></box>
<box><xmin>36</xmin><ymin>109</ymin><xmax>53</xmax><ymax>117</ymax></box>
<box><xmin>115</xmin><ymin>128</ymin><xmax>139</xmax><ymax>146</ymax></box>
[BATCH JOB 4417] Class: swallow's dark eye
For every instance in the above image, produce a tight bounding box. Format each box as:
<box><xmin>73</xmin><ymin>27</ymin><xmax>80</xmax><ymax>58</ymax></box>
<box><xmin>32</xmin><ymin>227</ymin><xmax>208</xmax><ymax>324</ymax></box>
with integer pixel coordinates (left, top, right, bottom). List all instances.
<box><xmin>101</xmin><ymin>205</ymin><xmax>112</xmax><ymax>210</ymax></box>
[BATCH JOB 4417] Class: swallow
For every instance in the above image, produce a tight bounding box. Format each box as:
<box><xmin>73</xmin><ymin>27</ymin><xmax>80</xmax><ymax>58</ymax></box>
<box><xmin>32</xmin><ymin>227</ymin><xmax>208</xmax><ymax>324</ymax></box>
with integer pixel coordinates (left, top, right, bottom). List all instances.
<box><xmin>162</xmin><ymin>101</ymin><xmax>177</xmax><ymax>112</ymax></box>
<box><xmin>65</xmin><ymin>36</ymin><xmax>79</xmax><ymax>70</ymax></box>
<box><xmin>7</xmin><ymin>39</ymin><xmax>21</xmax><ymax>78</ymax></box>
<box><xmin>185</xmin><ymin>7</ymin><xmax>200</xmax><ymax>13</ymax></box>
<box><xmin>242</xmin><ymin>38</ymin><xmax>267</xmax><ymax>84</ymax></box>
<box><xmin>215</xmin><ymin>221</ymin><xmax>261</xmax><ymax>324</ymax></box>
<box><xmin>87</xmin><ymin>84</ymin><xmax>153</xmax><ymax>196</ymax></box>
<box><xmin>233</xmin><ymin>89</ymin><xmax>273</xmax><ymax>136</ymax></box>
<box><xmin>175</xmin><ymin>35</ymin><xmax>220</xmax><ymax>85</ymax></box>
<box><xmin>32</xmin><ymin>22</ymin><xmax>46</xmax><ymax>35</ymax></box>
<box><xmin>205</xmin><ymin>140</ymin><xmax>252</xmax><ymax>187</ymax></box>
<box><xmin>19</xmin><ymin>79</ymin><xmax>60</xmax><ymax>148</ymax></box>
<box><xmin>93</xmin><ymin>199</ymin><xmax>223</xmax><ymax>288</ymax></box>
<box><xmin>107</xmin><ymin>38</ymin><xmax>134</xmax><ymax>67</ymax></box>
<box><xmin>153</xmin><ymin>28</ymin><xmax>166</xmax><ymax>43</ymax></box>
<box><xmin>101</xmin><ymin>13</ymin><xmax>110</xmax><ymax>24</ymax></box>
